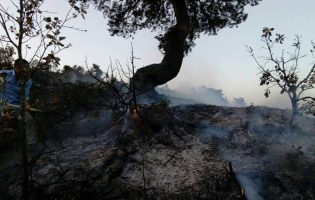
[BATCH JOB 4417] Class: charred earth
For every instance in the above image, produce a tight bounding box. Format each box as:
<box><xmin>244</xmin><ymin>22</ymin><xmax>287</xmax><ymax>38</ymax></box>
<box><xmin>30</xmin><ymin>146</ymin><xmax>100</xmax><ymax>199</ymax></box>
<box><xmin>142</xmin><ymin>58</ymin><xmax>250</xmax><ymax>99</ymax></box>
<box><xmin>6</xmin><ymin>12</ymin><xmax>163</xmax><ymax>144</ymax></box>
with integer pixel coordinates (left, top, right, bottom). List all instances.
<box><xmin>1</xmin><ymin>104</ymin><xmax>315</xmax><ymax>199</ymax></box>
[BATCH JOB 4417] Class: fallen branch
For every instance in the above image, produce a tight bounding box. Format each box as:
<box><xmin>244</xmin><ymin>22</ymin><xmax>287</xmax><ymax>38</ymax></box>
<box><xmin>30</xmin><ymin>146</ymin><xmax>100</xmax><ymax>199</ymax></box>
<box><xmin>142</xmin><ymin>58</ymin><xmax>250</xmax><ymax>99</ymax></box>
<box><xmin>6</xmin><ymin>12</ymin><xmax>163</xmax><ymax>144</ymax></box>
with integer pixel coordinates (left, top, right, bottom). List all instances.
<box><xmin>7</xmin><ymin>103</ymin><xmax>42</xmax><ymax>112</ymax></box>
<box><xmin>163</xmin><ymin>152</ymin><xmax>177</xmax><ymax>167</ymax></box>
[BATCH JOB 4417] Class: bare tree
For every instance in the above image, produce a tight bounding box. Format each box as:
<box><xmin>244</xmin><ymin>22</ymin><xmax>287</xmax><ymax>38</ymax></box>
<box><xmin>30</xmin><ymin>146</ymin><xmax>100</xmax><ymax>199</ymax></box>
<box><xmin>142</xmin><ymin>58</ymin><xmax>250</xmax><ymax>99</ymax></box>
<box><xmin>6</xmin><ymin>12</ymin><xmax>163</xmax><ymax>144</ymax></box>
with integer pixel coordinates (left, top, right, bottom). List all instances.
<box><xmin>247</xmin><ymin>27</ymin><xmax>315</xmax><ymax>119</ymax></box>
<box><xmin>86</xmin><ymin>43</ymin><xmax>169</xmax><ymax>123</ymax></box>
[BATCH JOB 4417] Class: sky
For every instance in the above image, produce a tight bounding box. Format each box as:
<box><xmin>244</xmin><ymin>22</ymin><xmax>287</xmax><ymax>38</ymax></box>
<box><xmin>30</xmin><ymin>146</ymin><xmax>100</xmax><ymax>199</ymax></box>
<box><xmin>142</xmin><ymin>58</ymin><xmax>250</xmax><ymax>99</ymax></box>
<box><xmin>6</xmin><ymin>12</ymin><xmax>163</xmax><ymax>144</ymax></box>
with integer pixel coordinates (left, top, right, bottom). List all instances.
<box><xmin>1</xmin><ymin>0</ymin><xmax>315</xmax><ymax>109</ymax></box>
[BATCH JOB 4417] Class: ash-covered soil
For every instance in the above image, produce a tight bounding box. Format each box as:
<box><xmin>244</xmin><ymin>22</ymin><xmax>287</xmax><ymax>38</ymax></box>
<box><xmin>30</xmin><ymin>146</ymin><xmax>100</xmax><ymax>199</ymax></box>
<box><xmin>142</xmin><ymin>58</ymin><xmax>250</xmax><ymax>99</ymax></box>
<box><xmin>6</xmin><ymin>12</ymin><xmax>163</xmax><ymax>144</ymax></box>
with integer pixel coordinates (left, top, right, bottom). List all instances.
<box><xmin>1</xmin><ymin>104</ymin><xmax>315</xmax><ymax>200</ymax></box>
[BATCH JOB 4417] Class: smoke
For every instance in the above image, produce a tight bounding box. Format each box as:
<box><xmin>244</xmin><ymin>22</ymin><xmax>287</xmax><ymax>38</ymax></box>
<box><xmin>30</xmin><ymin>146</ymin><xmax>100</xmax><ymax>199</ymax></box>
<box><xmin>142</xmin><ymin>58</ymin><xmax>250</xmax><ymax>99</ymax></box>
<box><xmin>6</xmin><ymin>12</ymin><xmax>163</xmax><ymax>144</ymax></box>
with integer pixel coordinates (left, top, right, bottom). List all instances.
<box><xmin>196</xmin><ymin>120</ymin><xmax>265</xmax><ymax>200</ymax></box>
<box><xmin>61</xmin><ymin>71</ymin><xmax>97</xmax><ymax>83</ymax></box>
<box><xmin>67</xmin><ymin>109</ymin><xmax>112</xmax><ymax>137</ymax></box>
<box><xmin>156</xmin><ymin>84</ymin><xmax>232</xmax><ymax>106</ymax></box>
<box><xmin>196</xmin><ymin>120</ymin><xmax>264</xmax><ymax>200</ymax></box>
<box><xmin>236</xmin><ymin>174</ymin><xmax>263</xmax><ymax>200</ymax></box>
<box><xmin>195</xmin><ymin>107</ymin><xmax>315</xmax><ymax>200</ymax></box>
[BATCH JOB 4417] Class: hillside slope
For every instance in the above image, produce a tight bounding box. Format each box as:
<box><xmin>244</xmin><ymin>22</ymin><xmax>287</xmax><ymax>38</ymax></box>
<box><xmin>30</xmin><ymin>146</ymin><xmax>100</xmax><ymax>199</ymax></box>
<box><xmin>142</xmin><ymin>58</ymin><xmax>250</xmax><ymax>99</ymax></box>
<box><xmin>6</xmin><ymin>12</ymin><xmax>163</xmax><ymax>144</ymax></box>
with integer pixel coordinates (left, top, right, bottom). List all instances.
<box><xmin>1</xmin><ymin>105</ymin><xmax>315</xmax><ymax>199</ymax></box>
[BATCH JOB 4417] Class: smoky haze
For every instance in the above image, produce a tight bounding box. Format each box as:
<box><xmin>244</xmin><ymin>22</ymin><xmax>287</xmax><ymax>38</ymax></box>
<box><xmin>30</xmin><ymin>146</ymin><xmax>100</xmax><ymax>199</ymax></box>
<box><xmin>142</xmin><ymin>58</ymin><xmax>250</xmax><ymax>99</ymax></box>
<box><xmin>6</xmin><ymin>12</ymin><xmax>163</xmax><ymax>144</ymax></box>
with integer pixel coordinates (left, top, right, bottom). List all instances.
<box><xmin>1</xmin><ymin>0</ymin><xmax>314</xmax><ymax>111</ymax></box>
<box><xmin>195</xmin><ymin>107</ymin><xmax>315</xmax><ymax>200</ymax></box>
<box><xmin>156</xmin><ymin>84</ymin><xmax>248</xmax><ymax>107</ymax></box>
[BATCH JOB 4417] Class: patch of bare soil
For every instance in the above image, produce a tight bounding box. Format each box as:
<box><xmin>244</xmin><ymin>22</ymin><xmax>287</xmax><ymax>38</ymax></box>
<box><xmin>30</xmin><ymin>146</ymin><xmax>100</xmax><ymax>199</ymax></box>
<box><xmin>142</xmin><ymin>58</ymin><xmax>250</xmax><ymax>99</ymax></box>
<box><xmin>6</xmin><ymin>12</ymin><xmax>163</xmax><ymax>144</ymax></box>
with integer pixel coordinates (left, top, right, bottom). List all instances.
<box><xmin>1</xmin><ymin>105</ymin><xmax>315</xmax><ymax>199</ymax></box>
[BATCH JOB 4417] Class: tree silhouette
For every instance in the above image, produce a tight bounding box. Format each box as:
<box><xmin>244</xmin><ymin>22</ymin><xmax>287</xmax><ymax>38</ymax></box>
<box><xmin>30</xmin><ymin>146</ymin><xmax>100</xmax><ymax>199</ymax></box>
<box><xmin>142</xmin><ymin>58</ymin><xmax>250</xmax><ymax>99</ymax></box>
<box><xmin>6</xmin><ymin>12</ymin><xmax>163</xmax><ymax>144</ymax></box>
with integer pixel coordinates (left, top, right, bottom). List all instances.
<box><xmin>233</xmin><ymin>97</ymin><xmax>247</xmax><ymax>107</ymax></box>
<box><xmin>75</xmin><ymin>0</ymin><xmax>262</xmax><ymax>102</ymax></box>
<box><xmin>91</xmin><ymin>63</ymin><xmax>103</xmax><ymax>79</ymax></box>
<box><xmin>0</xmin><ymin>44</ymin><xmax>15</xmax><ymax>69</ymax></box>
<box><xmin>247</xmin><ymin>27</ymin><xmax>315</xmax><ymax>118</ymax></box>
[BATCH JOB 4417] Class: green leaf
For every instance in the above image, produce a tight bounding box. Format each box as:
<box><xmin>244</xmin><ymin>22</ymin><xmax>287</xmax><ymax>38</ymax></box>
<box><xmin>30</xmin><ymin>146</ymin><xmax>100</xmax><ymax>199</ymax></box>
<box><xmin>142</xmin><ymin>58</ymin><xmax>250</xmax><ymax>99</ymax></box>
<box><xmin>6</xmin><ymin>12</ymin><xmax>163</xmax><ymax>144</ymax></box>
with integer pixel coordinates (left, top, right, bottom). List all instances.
<box><xmin>45</xmin><ymin>24</ymin><xmax>52</xmax><ymax>30</ymax></box>
<box><xmin>44</xmin><ymin>17</ymin><xmax>51</xmax><ymax>22</ymax></box>
<box><xmin>46</xmin><ymin>34</ymin><xmax>54</xmax><ymax>39</ymax></box>
<box><xmin>26</xmin><ymin>17</ymin><xmax>32</xmax><ymax>24</ymax></box>
<box><xmin>57</xmin><ymin>42</ymin><xmax>64</xmax><ymax>47</ymax></box>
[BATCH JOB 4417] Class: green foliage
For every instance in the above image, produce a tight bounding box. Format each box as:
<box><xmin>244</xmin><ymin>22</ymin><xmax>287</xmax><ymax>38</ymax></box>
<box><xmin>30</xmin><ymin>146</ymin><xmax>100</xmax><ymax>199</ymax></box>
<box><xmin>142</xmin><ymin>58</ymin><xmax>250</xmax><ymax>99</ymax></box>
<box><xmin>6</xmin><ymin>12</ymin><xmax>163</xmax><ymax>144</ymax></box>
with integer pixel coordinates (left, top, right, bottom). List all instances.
<box><xmin>61</xmin><ymin>65</ymin><xmax>87</xmax><ymax>81</ymax></box>
<box><xmin>91</xmin><ymin>64</ymin><xmax>103</xmax><ymax>79</ymax></box>
<box><xmin>63</xmin><ymin>65</ymin><xmax>72</xmax><ymax>72</ymax></box>
<box><xmin>0</xmin><ymin>44</ymin><xmax>15</xmax><ymax>69</ymax></box>
<box><xmin>76</xmin><ymin>0</ymin><xmax>261</xmax><ymax>54</ymax></box>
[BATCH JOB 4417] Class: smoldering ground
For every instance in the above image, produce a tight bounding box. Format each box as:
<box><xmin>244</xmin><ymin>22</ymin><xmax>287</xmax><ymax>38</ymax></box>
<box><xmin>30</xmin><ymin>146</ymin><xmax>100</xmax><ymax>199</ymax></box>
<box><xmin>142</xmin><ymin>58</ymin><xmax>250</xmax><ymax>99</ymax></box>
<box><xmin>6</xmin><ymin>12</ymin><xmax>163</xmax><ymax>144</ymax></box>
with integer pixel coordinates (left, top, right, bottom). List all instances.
<box><xmin>1</xmin><ymin>76</ymin><xmax>315</xmax><ymax>200</ymax></box>
<box><xmin>195</xmin><ymin>106</ymin><xmax>315</xmax><ymax>200</ymax></box>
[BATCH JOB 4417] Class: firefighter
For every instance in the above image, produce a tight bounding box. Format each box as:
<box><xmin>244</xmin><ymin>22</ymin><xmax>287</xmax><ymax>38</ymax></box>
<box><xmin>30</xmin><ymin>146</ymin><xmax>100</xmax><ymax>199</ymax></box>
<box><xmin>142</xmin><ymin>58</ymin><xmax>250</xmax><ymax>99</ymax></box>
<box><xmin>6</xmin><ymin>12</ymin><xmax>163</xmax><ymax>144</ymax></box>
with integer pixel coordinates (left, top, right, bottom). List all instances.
<box><xmin>0</xmin><ymin>59</ymin><xmax>37</xmax><ymax>148</ymax></box>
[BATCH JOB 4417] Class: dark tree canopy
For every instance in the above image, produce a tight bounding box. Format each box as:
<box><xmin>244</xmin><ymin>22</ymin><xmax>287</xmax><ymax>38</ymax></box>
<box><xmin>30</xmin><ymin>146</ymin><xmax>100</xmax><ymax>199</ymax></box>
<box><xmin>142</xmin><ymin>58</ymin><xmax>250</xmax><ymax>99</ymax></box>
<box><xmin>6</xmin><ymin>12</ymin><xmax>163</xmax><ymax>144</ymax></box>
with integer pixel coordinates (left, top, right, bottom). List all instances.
<box><xmin>91</xmin><ymin>64</ymin><xmax>103</xmax><ymax>79</ymax></box>
<box><xmin>74</xmin><ymin>0</ymin><xmax>262</xmax><ymax>103</ymax></box>
<box><xmin>79</xmin><ymin>0</ymin><xmax>261</xmax><ymax>54</ymax></box>
<box><xmin>233</xmin><ymin>97</ymin><xmax>247</xmax><ymax>107</ymax></box>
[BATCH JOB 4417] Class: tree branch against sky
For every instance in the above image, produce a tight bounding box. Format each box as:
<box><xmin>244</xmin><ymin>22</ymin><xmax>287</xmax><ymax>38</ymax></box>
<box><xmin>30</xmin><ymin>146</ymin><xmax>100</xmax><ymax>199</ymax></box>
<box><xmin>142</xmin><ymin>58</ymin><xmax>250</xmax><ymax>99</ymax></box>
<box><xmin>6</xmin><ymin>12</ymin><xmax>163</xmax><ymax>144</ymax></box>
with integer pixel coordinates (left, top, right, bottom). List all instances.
<box><xmin>247</xmin><ymin>27</ymin><xmax>315</xmax><ymax>118</ymax></box>
<box><xmin>73</xmin><ymin>0</ymin><xmax>262</xmax><ymax>102</ymax></box>
<box><xmin>1</xmin><ymin>0</ymin><xmax>313</xmax><ymax>109</ymax></box>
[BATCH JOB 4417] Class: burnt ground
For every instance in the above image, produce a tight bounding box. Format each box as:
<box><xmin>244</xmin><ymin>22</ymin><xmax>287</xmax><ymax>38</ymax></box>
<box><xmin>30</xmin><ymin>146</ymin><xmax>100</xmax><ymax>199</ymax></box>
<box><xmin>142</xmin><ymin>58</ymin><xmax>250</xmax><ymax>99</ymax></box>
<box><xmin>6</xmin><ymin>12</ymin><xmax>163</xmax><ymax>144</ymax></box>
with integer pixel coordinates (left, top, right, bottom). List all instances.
<box><xmin>1</xmin><ymin>104</ymin><xmax>315</xmax><ymax>199</ymax></box>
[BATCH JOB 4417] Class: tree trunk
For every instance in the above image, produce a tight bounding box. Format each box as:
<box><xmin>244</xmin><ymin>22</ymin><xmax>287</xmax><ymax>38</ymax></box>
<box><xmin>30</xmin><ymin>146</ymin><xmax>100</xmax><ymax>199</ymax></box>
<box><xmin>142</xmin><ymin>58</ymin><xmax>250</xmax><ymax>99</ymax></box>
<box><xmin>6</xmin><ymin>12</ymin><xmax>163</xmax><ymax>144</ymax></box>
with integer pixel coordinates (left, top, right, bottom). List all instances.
<box><xmin>19</xmin><ymin>70</ymin><xmax>29</xmax><ymax>200</ymax></box>
<box><xmin>289</xmin><ymin>91</ymin><xmax>298</xmax><ymax>126</ymax></box>
<box><xmin>133</xmin><ymin>0</ymin><xmax>190</xmax><ymax>103</ymax></box>
<box><xmin>291</xmin><ymin>99</ymin><xmax>298</xmax><ymax>117</ymax></box>
<box><xmin>18</xmin><ymin>0</ymin><xmax>30</xmax><ymax>199</ymax></box>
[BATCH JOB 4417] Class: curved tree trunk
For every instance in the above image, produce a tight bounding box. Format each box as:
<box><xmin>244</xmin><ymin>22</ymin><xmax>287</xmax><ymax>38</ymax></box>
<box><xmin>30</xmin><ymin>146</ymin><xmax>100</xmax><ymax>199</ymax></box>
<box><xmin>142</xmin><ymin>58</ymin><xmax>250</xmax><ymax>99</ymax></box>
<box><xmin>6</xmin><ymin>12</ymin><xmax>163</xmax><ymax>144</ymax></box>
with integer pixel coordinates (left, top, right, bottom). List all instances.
<box><xmin>133</xmin><ymin>0</ymin><xmax>190</xmax><ymax>103</ymax></box>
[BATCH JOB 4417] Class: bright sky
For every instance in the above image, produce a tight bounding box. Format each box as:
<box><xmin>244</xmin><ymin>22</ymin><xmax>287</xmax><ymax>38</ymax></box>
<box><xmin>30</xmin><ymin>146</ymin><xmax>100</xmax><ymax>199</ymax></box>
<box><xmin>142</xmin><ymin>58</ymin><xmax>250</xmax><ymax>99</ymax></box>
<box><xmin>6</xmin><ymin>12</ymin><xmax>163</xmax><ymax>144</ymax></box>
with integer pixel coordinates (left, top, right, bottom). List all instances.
<box><xmin>1</xmin><ymin>0</ymin><xmax>315</xmax><ymax>109</ymax></box>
